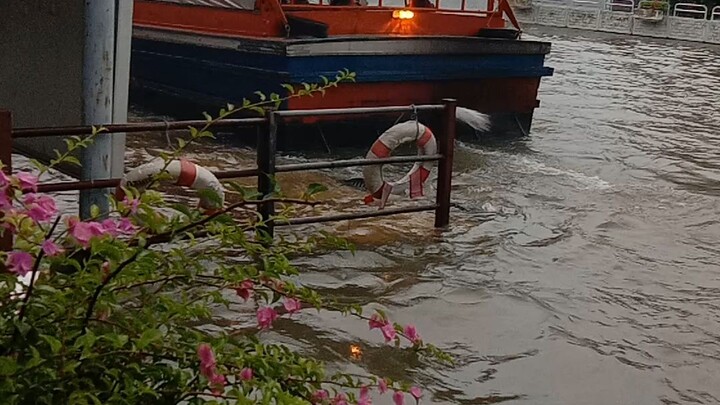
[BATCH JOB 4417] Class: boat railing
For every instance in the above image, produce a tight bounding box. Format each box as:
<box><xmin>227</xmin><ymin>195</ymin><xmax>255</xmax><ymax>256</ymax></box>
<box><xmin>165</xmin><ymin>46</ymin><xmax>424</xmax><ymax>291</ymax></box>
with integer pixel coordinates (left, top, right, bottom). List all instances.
<box><xmin>286</xmin><ymin>0</ymin><xmax>497</xmax><ymax>15</ymax></box>
<box><xmin>673</xmin><ymin>2</ymin><xmax>707</xmax><ymax>18</ymax></box>
<box><xmin>535</xmin><ymin>0</ymin><xmax>600</xmax><ymax>8</ymax></box>
<box><xmin>713</xmin><ymin>5</ymin><xmax>720</xmax><ymax>20</ymax></box>
<box><xmin>604</xmin><ymin>0</ymin><xmax>634</xmax><ymax>12</ymax></box>
<box><xmin>571</xmin><ymin>0</ymin><xmax>604</xmax><ymax>10</ymax></box>
<box><xmin>535</xmin><ymin>0</ymin><xmax>569</xmax><ymax>6</ymax></box>
<box><xmin>0</xmin><ymin>100</ymin><xmax>461</xmax><ymax>249</ymax></box>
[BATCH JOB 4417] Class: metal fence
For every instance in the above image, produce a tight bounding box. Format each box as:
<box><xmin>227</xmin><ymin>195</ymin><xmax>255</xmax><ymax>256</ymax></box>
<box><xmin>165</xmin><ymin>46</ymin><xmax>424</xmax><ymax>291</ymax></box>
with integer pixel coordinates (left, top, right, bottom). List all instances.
<box><xmin>513</xmin><ymin>0</ymin><xmax>720</xmax><ymax>43</ymax></box>
<box><xmin>0</xmin><ymin>100</ymin><xmax>460</xmax><ymax>250</ymax></box>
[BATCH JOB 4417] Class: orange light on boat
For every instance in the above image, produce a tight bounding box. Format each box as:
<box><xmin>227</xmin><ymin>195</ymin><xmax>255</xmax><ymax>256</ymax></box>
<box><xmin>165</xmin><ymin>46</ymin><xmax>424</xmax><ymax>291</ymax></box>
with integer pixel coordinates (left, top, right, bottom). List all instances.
<box><xmin>350</xmin><ymin>344</ymin><xmax>363</xmax><ymax>360</ymax></box>
<box><xmin>392</xmin><ymin>9</ymin><xmax>415</xmax><ymax>19</ymax></box>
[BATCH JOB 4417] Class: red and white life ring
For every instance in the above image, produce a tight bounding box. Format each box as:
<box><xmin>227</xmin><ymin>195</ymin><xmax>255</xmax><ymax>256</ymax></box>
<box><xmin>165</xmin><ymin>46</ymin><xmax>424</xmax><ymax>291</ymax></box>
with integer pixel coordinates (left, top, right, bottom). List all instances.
<box><xmin>115</xmin><ymin>158</ymin><xmax>225</xmax><ymax>211</ymax></box>
<box><xmin>362</xmin><ymin>121</ymin><xmax>437</xmax><ymax>208</ymax></box>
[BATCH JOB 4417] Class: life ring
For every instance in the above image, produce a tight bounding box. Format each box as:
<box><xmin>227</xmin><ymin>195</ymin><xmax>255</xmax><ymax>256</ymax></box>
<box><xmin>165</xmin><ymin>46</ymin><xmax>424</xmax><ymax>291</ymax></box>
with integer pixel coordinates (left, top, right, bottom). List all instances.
<box><xmin>115</xmin><ymin>158</ymin><xmax>225</xmax><ymax>211</ymax></box>
<box><xmin>362</xmin><ymin>121</ymin><xmax>436</xmax><ymax>207</ymax></box>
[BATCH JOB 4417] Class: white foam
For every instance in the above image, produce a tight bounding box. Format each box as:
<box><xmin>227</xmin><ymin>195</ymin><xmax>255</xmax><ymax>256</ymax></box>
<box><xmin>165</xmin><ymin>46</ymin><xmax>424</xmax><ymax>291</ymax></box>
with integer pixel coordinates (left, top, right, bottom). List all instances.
<box><xmin>515</xmin><ymin>157</ymin><xmax>612</xmax><ymax>190</ymax></box>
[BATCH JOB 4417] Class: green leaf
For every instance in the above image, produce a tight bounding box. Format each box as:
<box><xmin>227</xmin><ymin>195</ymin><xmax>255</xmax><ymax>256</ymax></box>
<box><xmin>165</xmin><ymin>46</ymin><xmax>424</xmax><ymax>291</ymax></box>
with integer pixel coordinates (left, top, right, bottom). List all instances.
<box><xmin>203</xmin><ymin>111</ymin><xmax>213</xmax><ymax>122</ymax></box>
<box><xmin>40</xmin><ymin>334</ymin><xmax>63</xmax><ymax>354</ymax></box>
<box><xmin>198</xmin><ymin>130</ymin><xmax>215</xmax><ymax>139</ymax></box>
<box><xmin>136</xmin><ymin>328</ymin><xmax>162</xmax><ymax>350</ymax></box>
<box><xmin>74</xmin><ymin>330</ymin><xmax>97</xmax><ymax>351</ymax></box>
<box><xmin>105</xmin><ymin>333</ymin><xmax>129</xmax><ymax>349</ymax></box>
<box><xmin>26</xmin><ymin>346</ymin><xmax>42</xmax><ymax>369</ymax></box>
<box><xmin>254</xmin><ymin>91</ymin><xmax>267</xmax><ymax>101</ymax></box>
<box><xmin>0</xmin><ymin>357</ymin><xmax>17</xmax><ymax>376</ymax></box>
<box><xmin>63</xmin><ymin>360</ymin><xmax>80</xmax><ymax>374</ymax></box>
<box><xmin>305</xmin><ymin>183</ymin><xmax>328</xmax><ymax>197</ymax></box>
<box><xmin>170</xmin><ymin>203</ymin><xmax>193</xmax><ymax>218</ymax></box>
<box><xmin>63</xmin><ymin>155</ymin><xmax>82</xmax><ymax>167</ymax></box>
<box><xmin>90</xmin><ymin>204</ymin><xmax>101</xmax><ymax>218</ymax></box>
<box><xmin>281</xmin><ymin>83</ymin><xmax>295</xmax><ymax>94</ymax></box>
<box><xmin>197</xmin><ymin>189</ymin><xmax>223</xmax><ymax>209</ymax></box>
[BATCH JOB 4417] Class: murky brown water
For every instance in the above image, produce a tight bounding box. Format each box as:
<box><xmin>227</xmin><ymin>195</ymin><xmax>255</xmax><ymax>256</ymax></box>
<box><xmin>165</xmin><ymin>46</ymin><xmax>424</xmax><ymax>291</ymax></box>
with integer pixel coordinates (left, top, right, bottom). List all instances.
<box><xmin>14</xmin><ymin>27</ymin><xmax>720</xmax><ymax>404</ymax></box>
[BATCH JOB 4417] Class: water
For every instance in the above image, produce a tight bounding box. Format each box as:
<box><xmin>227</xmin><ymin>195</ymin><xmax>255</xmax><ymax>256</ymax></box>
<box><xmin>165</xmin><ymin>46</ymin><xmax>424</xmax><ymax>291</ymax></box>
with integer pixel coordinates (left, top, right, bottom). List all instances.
<box><xmin>18</xmin><ymin>27</ymin><xmax>720</xmax><ymax>404</ymax></box>
<box><xmin>282</xmin><ymin>28</ymin><xmax>720</xmax><ymax>404</ymax></box>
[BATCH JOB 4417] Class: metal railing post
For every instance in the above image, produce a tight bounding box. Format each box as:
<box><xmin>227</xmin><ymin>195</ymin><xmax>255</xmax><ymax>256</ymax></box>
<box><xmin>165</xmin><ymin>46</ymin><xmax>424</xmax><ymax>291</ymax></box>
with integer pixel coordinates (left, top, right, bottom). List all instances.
<box><xmin>434</xmin><ymin>99</ymin><xmax>456</xmax><ymax>229</ymax></box>
<box><xmin>257</xmin><ymin>111</ymin><xmax>277</xmax><ymax>239</ymax></box>
<box><xmin>0</xmin><ymin>110</ymin><xmax>13</xmax><ymax>252</ymax></box>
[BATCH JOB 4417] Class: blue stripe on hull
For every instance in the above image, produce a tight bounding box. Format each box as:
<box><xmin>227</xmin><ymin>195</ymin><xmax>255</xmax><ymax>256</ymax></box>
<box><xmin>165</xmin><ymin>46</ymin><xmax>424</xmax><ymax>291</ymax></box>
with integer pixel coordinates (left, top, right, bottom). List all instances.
<box><xmin>131</xmin><ymin>38</ymin><xmax>553</xmax><ymax>103</ymax></box>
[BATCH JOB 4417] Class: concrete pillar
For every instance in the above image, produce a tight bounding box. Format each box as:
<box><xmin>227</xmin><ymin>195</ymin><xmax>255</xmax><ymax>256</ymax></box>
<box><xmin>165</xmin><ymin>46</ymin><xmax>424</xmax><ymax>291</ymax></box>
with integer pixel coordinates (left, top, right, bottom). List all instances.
<box><xmin>80</xmin><ymin>0</ymin><xmax>116</xmax><ymax>218</ymax></box>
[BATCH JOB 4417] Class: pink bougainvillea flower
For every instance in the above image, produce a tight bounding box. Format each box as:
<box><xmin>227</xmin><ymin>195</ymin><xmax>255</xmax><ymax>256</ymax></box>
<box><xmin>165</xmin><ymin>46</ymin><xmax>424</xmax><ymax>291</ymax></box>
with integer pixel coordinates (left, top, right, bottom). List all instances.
<box><xmin>234</xmin><ymin>280</ymin><xmax>254</xmax><ymax>301</ymax></box>
<box><xmin>0</xmin><ymin>170</ymin><xmax>9</xmax><ymax>187</ymax></box>
<box><xmin>24</xmin><ymin>194</ymin><xmax>57</xmax><ymax>223</ymax></box>
<box><xmin>409</xmin><ymin>387</ymin><xmax>422</xmax><ymax>400</ymax></box>
<box><xmin>2</xmin><ymin>221</ymin><xmax>16</xmax><ymax>235</ymax></box>
<box><xmin>6</xmin><ymin>251</ymin><xmax>33</xmax><ymax>276</ymax></box>
<box><xmin>240</xmin><ymin>367</ymin><xmax>253</xmax><ymax>381</ymax></box>
<box><xmin>209</xmin><ymin>372</ymin><xmax>226</xmax><ymax>395</ymax></box>
<box><xmin>311</xmin><ymin>389</ymin><xmax>329</xmax><ymax>404</ymax></box>
<box><xmin>392</xmin><ymin>391</ymin><xmax>405</xmax><ymax>405</ymax></box>
<box><xmin>0</xmin><ymin>189</ymin><xmax>13</xmax><ymax>211</ymax></box>
<box><xmin>68</xmin><ymin>218</ymin><xmax>107</xmax><ymax>247</ymax></box>
<box><xmin>196</xmin><ymin>343</ymin><xmax>226</xmax><ymax>393</ymax></box>
<box><xmin>15</xmin><ymin>172</ymin><xmax>38</xmax><ymax>192</ymax></box>
<box><xmin>358</xmin><ymin>386</ymin><xmax>372</xmax><ymax>405</ymax></box>
<box><xmin>257</xmin><ymin>307</ymin><xmax>279</xmax><ymax>330</ymax></box>
<box><xmin>380</xmin><ymin>323</ymin><xmax>397</xmax><ymax>342</ymax></box>
<box><xmin>117</xmin><ymin>217</ymin><xmax>137</xmax><ymax>234</ymax></box>
<box><xmin>41</xmin><ymin>240</ymin><xmax>64</xmax><ymax>257</ymax></box>
<box><xmin>368</xmin><ymin>313</ymin><xmax>387</xmax><ymax>330</ymax></box>
<box><xmin>283</xmin><ymin>297</ymin><xmax>302</xmax><ymax>314</ymax></box>
<box><xmin>378</xmin><ymin>379</ymin><xmax>389</xmax><ymax>394</ymax></box>
<box><xmin>101</xmin><ymin>219</ymin><xmax>120</xmax><ymax>237</ymax></box>
<box><xmin>403</xmin><ymin>324</ymin><xmax>421</xmax><ymax>344</ymax></box>
<box><xmin>122</xmin><ymin>196</ymin><xmax>140</xmax><ymax>214</ymax></box>
<box><xmin>210</xmin><ymin>373</ymin><xmax>226</xmax><ymax>385</ymax></box>
<box><xmin>332</xmin><ymin>392</ymin><xmax>348</xmax><ymax>405</ymax></box>
<box><xmin>197</xmin><ymin>343</ymin><xmax>217</xmax><ymax>377</ymax></box>
<box><xmin>273</xmin><ymin>280</ymin><xmax>286</xmax><ymax>292</ymax></box>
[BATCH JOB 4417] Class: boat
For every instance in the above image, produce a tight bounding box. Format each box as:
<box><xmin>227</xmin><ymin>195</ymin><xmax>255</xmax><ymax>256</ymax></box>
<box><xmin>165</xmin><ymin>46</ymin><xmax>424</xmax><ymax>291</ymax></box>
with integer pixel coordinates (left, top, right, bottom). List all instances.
<box><xmin>130</xmin><ymin>0</ymin><xmax>554</xmax><ymax>147</ymax></box>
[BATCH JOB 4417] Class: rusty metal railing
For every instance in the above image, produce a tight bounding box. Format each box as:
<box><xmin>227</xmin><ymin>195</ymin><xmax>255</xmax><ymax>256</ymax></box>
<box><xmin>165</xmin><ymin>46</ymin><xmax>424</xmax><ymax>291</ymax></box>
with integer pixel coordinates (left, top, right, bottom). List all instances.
<box><xmin>0</xmin><ymin>99</ymin><xmax>458</xmax><ymax>249</ymax></box>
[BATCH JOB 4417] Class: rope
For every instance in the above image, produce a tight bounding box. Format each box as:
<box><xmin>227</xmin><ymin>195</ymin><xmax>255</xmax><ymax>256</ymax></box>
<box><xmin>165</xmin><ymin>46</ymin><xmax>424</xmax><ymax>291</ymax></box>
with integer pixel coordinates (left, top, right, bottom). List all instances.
<box><xmin>316</xmin><ymin>124</ymin><xmax>332</xmax><ymax>155</ymax></box>
<box><xmin>514</xmin><ymin>114</ymin><xmax>529</xmax><ymax>137</ymax></box>
<box><xmin>164</xmin><ymin>120</ymin><xmax>172</xmax><ymax>148</ymax></box>
<box><xmin>411</xmin><ymin>104</ymin><xmax>420</xmax><ymax>141</ymax></box>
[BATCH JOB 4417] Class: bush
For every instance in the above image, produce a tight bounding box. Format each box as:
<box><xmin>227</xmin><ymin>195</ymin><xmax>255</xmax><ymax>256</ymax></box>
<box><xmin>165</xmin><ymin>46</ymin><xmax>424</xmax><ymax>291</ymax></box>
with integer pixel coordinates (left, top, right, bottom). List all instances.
<box><xmin>0</xmin><ymin>73</ymin><xmax>449</xmax><ymax>404</ymax></box>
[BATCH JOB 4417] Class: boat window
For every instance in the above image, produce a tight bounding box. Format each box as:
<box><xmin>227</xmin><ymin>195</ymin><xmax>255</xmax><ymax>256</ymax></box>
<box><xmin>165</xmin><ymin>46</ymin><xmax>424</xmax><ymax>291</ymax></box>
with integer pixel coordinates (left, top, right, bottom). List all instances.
<box><xmin>145</xmin><ymin>0</ymin><xmax>256</xmax><ymax>10</ymax></box>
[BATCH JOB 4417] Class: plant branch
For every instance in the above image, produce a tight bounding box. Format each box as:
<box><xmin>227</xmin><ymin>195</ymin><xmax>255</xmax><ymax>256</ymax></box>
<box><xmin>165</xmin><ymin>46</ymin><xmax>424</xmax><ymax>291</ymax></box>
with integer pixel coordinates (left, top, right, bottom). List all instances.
<box><xmin>111</xmin><ymin>275</ymin><xmax>187</xmax><ymax>292</ymax></box>
<box><xmin>18</xmin><ymin>215</ymin><xmax>62</xmax><ymax>321</ymax></box>
<box><xmin>82</xmin><ymin>249</ymin><xmax>143</xmax><ymax>332</ymax></box>
<box><xmin>142</xmin><ymin>197</ymin><xmax>321</xmax><ymax>246</ymax></box>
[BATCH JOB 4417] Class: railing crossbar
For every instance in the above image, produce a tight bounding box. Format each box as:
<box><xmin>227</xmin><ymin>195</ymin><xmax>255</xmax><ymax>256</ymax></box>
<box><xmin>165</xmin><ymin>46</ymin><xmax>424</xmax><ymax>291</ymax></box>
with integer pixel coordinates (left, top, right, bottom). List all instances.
<box><xmin>34</xmin><ymin>155</ymin><xmax>443</xmax><ymax>193</ymax></box>
<box><xmin>280</xmin><ymin>204</ymin><xmax>439</xmax><ymax>226</ymax></box>
<box><xmin>12</xmin><ymin>118</ymin><xmax>266</xmax><ymax>138</ymax></box>
<box><xmin>3</xmin><ymin>99</ymin><xmax>459</xmax><ymax>244</ymax></box>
